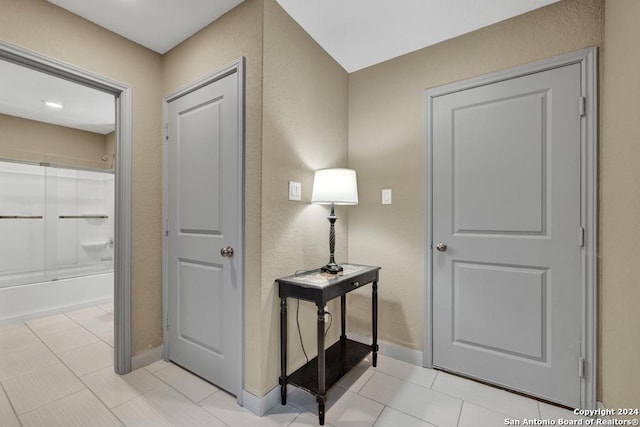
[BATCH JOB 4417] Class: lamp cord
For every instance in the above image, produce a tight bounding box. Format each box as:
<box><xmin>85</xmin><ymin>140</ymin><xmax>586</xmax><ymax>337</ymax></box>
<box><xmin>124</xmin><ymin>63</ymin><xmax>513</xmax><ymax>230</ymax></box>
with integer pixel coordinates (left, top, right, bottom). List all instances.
<box><xmin>296</xmin><ymin>300</ymin><xmax>333</xmax><ymax>365</ymax></box>
<box><xmin>324</xmin><ymin>312</ymin><xmax>333</xmax><ymax>337</ymax></box>
<box><xmin>296</xmin><ymin>300</ymin><xmax>309</xmax><ymax>364</ymax></box>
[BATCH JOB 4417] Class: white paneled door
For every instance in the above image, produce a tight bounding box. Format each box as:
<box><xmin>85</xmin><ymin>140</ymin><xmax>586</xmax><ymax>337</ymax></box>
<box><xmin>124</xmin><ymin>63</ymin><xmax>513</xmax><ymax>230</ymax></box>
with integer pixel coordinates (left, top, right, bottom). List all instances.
<box><xmin>430</xmin><ymin>63</ymin><xmax>583</xmax><ymax>407</ymax></box>
<box><xmin>166</xmin><ymin>68</ymin><xmax>242</xmax><ymax>397</ymax></box>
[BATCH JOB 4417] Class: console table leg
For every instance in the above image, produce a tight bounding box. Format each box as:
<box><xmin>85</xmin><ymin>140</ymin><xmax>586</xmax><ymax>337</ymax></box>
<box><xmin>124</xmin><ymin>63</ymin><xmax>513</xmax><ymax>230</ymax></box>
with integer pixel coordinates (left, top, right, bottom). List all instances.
<box><xmin>280</xmin><ymin>297</ymin><xmax>287</xmax><ymax>405</ymax></box>
<box><xmin>317</xmin><ymin>304</ymin><xmax>326</xmax><ymax>425</ymax></box>
<box><xmin>372</xmin><ymin>280</ymin><xmax>378</xmax><ymax>367</ymax></box>
<box><xmin>340</xmin><ymin>294</ymin><xmax>346</xmax><ymax>342</ymax></box>
<box><xmin>319</xmin><ymin>402</ymin><xmax>326</xmax><ymax>425</ymax></box>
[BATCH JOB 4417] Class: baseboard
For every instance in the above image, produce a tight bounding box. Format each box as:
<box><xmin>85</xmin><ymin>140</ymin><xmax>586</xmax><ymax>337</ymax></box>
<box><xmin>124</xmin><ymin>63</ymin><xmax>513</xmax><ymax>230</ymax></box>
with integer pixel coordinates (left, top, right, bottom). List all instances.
<box><xmin>348</xmin><ymin>332</ymin><xmax>424</xmax><ymax>366</ymax></box>
<box><xmin>131</xmin><ymin>345</ymin><xmax>163</xmax><ymax>371</ymax></box>
<box><xmin>242</xmin><ymin>385</ymin><xmax>284</xmax><ymax>416</ymax></box>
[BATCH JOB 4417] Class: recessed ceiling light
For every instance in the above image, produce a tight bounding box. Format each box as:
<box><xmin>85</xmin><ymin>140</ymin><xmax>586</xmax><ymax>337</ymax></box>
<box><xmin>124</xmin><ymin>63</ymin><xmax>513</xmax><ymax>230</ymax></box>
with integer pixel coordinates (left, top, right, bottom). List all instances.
<box><xmin>43</xmin><ymin>100</ymin><xmax>63</xmax><ymax>109</ymax></box>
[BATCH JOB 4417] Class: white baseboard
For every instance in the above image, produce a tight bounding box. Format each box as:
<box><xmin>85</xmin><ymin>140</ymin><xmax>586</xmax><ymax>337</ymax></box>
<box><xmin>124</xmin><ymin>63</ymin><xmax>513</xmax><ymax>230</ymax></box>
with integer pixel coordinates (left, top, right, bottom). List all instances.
<box><xmin>131</xmin><ymin>345</ymin><xmax>163</xmax><ymax>371</ymax></box>
<box><xmin>242</xmin><ymin>385</ymin><xmax>283</xmax><ymax>416</ymax></box>
<box><xmin>348</xmin><ymin>332</ymin><xmax>424</xmax><ymax>366</ymax></box>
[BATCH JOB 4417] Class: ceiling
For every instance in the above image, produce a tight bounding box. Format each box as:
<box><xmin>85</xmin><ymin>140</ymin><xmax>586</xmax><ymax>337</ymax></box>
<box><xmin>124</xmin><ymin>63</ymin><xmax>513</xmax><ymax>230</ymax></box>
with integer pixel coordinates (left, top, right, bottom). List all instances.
<box><xmin>275</xmin><ymin>0</ymin><xmax>561</xmax><ymax>72</ymax></box>
<box><xmin>46</xmin><ymin>0</ymin><xmax>245</xmax><ymax>54</ymax></box>
<box><xmin>0</xmin><ymin>60</ymin><xmax>115</xmax><ymax>134</ymax></box>
<box><xmin>1</xmin><ymin>0</ymin><xmax>561</xmax><ymax>133</ymax></box>
<box><xmin>44</xmin><ymin>0</ymin><xmax>561</xmax><ymax>72</ymax></box>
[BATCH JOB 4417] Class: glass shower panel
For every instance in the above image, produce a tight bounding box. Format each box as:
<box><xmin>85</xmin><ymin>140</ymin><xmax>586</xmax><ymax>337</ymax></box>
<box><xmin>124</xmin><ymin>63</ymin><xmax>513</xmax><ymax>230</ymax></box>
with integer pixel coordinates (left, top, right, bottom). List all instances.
<box><xmin>0</xmin><ymin>161</ymin><xmax>46</xmax><ymax>288</ymax></box>
<box><xmin>53</xmin><ymin>167</ymin><xmax>114</xmax><ymax>281</ymax></box>
<box><xmin>0</xmin><ymin>160</ymin><xmax>114</xmax><ymax>288</ymax></box>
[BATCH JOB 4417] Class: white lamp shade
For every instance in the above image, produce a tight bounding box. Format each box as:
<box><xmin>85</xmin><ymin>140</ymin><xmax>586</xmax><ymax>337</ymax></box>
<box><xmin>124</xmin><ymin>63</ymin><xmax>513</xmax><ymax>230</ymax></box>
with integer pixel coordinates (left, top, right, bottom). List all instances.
<box><xmin>311</xmin><ymin>168</ymin><xmax>358</xmax><ymax>205</ymax></box>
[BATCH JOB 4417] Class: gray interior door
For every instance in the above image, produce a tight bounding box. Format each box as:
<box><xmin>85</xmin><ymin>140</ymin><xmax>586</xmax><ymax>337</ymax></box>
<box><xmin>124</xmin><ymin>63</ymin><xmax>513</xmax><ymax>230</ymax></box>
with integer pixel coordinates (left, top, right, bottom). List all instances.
<box><xmin>167</xmin><ymin>70</ymin><xmax>241</xmax><ymax>397</ymax></box>
<box><xmin>431</xmin><ymin>63</ymin><xmax>583</xmax><ymax>407</ymax></box>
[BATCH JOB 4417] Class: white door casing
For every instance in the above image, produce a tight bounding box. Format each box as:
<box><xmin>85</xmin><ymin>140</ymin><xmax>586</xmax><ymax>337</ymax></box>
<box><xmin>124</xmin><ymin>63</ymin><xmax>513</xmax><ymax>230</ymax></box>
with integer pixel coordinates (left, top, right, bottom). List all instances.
<box><xmin>164</xmin><ymin>60</ymin><xmax>244</xmax><ymax>400</ymax></box>
<box><xmin>424</xmin><ymin>49</ymin><xmax>597</xmax><ymax>409</ymax></box>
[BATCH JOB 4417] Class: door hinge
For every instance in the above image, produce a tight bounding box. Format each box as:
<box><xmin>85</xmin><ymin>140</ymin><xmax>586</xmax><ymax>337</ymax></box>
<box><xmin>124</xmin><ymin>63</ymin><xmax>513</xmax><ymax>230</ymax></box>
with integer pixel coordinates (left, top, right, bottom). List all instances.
<box><xmin>165</xmin><ymin>312</ymin><xmax>170</xmax><ymax>330</ymax></box>
<box><xmin>164</xmin><ymin>123</ymin><xmax>169</xmax><ymax>141</ymax></box>
<box><xmin>579</xmin><ymin>96</ymin><xmax>586</xmax><ymax>117</ymax></box>
<box><xmin>165</xmin><ymin>219</ymin><xmax>169</xmax><ymax>237</ymax></box>
<box><xmin>578</xmin><ymin>226</ymin><xmax>585</xmax><ymax>247</ymax></box>
<box><xmin>578</xmin><ymin>357</ymin><xmax>585</xmax><ymax>378</ymax></box>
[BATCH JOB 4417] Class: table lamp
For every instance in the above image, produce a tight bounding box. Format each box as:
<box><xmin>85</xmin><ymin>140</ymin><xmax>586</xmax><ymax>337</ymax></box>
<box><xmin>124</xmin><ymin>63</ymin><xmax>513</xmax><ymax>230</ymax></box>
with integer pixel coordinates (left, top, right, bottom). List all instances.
<box><xmin>311</xmin><ymin>168</ymin><xmax>359</xmax><ymax>274</ymax></box>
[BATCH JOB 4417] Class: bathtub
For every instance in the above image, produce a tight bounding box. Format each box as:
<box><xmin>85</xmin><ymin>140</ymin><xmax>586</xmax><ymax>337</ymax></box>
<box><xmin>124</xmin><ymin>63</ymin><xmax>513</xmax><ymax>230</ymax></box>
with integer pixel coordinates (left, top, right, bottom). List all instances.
<box><xmin>0</xmin><ymin>270</ymin><xmax>113</xmax><ymax>323</ymax></box>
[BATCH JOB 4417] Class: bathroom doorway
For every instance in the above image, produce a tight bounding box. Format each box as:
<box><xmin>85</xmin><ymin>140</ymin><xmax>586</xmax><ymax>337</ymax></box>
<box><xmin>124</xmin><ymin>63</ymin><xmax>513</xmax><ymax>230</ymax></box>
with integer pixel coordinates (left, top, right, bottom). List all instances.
<box><xmin>0</xmin><ymin>40</ymin><xmax>133</xmax><ymax>374</ymax></box>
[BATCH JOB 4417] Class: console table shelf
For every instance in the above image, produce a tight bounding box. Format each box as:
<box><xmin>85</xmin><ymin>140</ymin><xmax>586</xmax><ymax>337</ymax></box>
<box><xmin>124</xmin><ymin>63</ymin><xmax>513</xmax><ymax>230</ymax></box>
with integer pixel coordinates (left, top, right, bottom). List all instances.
<box><xmin>287</xmin><ymin>338</ymin><xmax>372</xmax><ymax>395</ymax></box>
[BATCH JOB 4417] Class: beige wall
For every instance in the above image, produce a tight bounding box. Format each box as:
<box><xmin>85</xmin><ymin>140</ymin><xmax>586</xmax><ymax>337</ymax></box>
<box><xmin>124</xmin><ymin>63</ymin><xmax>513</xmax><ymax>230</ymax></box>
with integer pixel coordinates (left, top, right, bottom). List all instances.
<box><xmin>0</xmin><ymin>113</ymin><xmax>111</xmax><ymax>170</ymax></box>
<box><xmin>161</xmin><ymin>0</ymin><xmax>265</xmax><ymax>395</ymax></box>
<box><xmin>348</xmin><ymin>0</ymin><xmax>604</xmax><ymax>351</ymax></box>
<box><xmin>0</xmin><ymin>0</ymin><xmax>164</xmax><ymax>355</ymax></box>
<box><xmin>348</xmin><ymin>0</ymin><xmax>606</xmax><ymax>392</ymax></box>
<box><xmin>600</xmin><ymin>0</ymin><xmax>640</xmax><ymax>410</ymax></box>
<box><xmin>261</xmin><ymin>0</ymin><xmax>349</xmax><ymax>395</ymax></box>
<box><xmin>162</xmin><ymin>0</ymin><xmax>349</xmax><ymax>396</ymax></box>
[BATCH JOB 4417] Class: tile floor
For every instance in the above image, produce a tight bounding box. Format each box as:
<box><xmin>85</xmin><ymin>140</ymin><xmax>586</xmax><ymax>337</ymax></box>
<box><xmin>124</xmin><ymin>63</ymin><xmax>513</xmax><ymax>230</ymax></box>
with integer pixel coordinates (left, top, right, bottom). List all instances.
<box><xmin>0</xmin><ymin>305</ymin><xmax>593</xmax><ymax>426</ymax></box>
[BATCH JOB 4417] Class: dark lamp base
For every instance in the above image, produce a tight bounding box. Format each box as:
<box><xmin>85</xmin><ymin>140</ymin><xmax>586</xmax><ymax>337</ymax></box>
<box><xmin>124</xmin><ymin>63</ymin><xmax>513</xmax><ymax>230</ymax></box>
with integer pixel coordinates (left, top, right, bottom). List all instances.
<box><xmin>321</xmin><ymin>263</ymin><xmax>343</xmax><ymax>274</ymax></box>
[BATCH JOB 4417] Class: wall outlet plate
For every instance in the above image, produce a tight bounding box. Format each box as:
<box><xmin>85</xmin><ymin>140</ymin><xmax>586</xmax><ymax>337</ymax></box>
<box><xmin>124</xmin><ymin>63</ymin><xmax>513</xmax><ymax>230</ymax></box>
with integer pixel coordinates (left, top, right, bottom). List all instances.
<box><xmin>289</xmin><ymin>181</ymin><xmax>301</xmax><ymax>201</ymax></box>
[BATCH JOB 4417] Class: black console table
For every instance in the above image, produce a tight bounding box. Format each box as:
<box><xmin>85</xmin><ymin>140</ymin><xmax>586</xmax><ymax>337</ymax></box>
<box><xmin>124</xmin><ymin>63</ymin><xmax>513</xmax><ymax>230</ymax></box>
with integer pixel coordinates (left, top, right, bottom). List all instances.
<box><xmin>276</xmin><ymin>264</ymin><xmax>380</xmax><ymax>425</ymax></box>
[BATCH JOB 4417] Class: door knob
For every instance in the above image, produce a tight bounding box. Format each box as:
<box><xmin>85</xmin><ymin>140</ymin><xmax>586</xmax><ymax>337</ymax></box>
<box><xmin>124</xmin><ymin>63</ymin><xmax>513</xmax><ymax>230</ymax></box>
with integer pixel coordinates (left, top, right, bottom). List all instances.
<box><xmin>220</xmin><ymin>246</ymin><xmax>234</xmax><ymax>257</ymax></box>
<box><xmin>436</xmin><ymin>242</ymin><xmax>447</xmax><ymax>252</ymax></box>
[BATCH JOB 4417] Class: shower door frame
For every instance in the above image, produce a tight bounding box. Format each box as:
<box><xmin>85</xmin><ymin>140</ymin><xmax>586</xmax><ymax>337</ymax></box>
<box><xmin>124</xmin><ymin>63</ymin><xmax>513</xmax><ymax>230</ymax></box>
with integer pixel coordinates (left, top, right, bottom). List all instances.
<box><xmin>0</xmin><ymin>40</ymin><xmax>133</xmax><ymax>375</ymax></box>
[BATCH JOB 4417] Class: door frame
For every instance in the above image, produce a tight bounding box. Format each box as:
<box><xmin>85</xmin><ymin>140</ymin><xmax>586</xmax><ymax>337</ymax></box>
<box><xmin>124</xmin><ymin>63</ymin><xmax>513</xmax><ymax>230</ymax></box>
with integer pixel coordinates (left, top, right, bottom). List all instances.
<box><xmin>423</xmin><ymin>48</ymin><xmax>598</xmax><ymax>409</ymax></box>
<box><xmin>0</xmin><ymin>40</ymin><xmax>133</xmax><ymax>374</ymax></box>
<box><xmin>162</xmin><ymin>58</ymin><xmax>245</xmax><ymax>404</ymax></box>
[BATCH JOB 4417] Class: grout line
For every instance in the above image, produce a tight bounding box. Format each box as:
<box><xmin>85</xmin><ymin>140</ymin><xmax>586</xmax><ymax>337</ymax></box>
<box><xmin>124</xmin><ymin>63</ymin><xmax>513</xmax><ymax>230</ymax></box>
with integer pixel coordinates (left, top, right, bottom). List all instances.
<box><xmin>429</xmin><ymin>384</ymin><xmax>535</xmax><ymax>422</ymax></box>
<box><xmin>371</xmin><ymin>404</ymin><xmax>385</xmax><ymax>427</ymax></box>
<box><xmin>148</xmin><ymin>362</ymin><xmax>221</xmax><ymax>406</ymax></box>
<box><xmin>360</xmin><ymin>369</ymin><xmax>531</xmax><ymax>426</ymax></box>
<box><xmin>0</xmin><ymin>381</ymin><xmax>23</xmax><ymax>427</ymax></box>
<box><xmin>196</xmin><ymin>388</ymin><xmax>221</xmax><ymax>405</ymax></box>
<box><xmin>356</xmin><ymin>368</ymin><xmax>377</xmax><ymax>394</ymax></box>
<box><xmin>428</xmin><ymin>368</ymin><xmax>439</xmax><ymax>389</ymax></box>
<box><xmin>15</xmin><ymin>386</ymin><xmax>89</xmax><ymax>420</ymax></box>
<box><xmin>537</xmin><ymin>400</ymin><xmax>543</xmax><ymax>419</ymax></box>
<box><xmin>455</xmin><ymin>400</ymin><xmax>465</xmax><ymax>427</ymax></box>
<box><xmin>198</xmin><ymin>403</ymin><xmax>230</xmax><ymax>427</ymax></box>
<box><xmin>371</xmin><ymin>355</ymin><xmax>440</xmax><ymax>390</ymax></box>
<box><xmin>357</xmin><ymin>379</ymin><xmax>459</xmax><ymax>426</ymax></box>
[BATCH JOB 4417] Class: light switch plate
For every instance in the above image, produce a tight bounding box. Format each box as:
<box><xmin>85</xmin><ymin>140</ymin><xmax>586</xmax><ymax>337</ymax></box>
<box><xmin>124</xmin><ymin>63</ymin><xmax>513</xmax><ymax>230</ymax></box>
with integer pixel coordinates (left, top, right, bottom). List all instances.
<box><xmin>382</xmin><ymin>189</ymin><xmax>392</xmax><ymax>205</ymax></box>
<box><xmin>289</xmin><ymin>181</ymin><xmax>301</xmax><ymax>201</ymax></box>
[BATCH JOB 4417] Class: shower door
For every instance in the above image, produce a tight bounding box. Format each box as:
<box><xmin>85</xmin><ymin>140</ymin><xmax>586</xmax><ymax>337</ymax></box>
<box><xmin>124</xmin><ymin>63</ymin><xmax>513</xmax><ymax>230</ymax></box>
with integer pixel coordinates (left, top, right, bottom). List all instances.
<box><xmin>0</xmin><ymin>161</ymin><xmax>46</xmax><ymax>286</ymax></box>
<box><xmin>49</xmin><ymin>166</ymin><xmax>114</xmax><ymax>281</ymax></box>
<box><xmin>0</xmin><ymin>160</ymin><xmax>114</xmax><ymax>288</ymax></box>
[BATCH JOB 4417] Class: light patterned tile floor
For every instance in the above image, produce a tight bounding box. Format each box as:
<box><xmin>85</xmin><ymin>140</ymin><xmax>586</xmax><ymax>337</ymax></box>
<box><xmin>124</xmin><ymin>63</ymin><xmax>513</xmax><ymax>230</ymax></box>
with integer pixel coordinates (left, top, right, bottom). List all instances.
<box><xmin>0</xmin><ymin>305</ymin><xmax>598</xmax><ymax>426</ymax></box>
